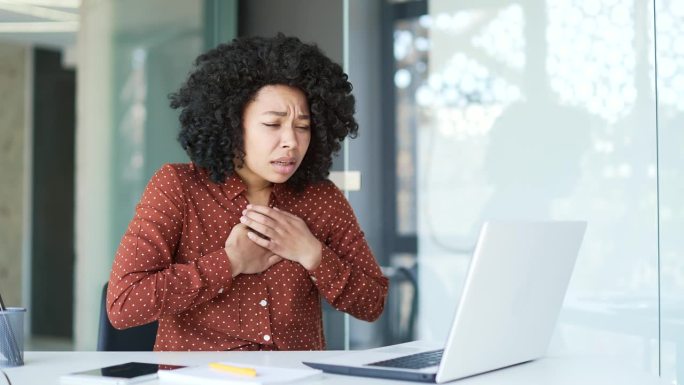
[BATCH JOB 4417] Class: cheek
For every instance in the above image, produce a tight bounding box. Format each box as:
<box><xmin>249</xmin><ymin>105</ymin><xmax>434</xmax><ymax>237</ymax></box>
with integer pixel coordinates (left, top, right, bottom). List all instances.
<box><xmin>300</xmin><ymin>132</ymin><xmax>312</xmax><ymax>151</ymax></box>
<box><xmin>244</xmin><ymin>132</ymin><xmax>275</xmax><ymax>156</ymax></box>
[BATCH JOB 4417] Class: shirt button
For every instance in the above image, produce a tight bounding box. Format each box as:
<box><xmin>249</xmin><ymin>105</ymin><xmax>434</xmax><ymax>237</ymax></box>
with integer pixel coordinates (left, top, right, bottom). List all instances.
<box><xmin>259</xmin><ymin>299</ymin><xmax>268</xmax><ymax>307</ymax></box>
<box><xmin>310</xmin><ymin>276</ymin><xmax>317</xmax><ymax>282</ymax></box>
<box><xmin>263</xmin><ymin>334</ymin><xmax>271</xmax><ymax>341</ymax></box>
<box><xmin>218</xmin><ymin>288</ymin><xmax>224</xmax><ymax>294</ymax></box>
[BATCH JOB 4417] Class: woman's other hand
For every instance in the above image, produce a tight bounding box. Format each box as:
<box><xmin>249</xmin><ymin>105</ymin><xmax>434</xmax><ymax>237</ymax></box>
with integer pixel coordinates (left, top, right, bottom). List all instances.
<box><xmin>240</xmin><ymin>205</ymin><xmax>322</xmax><ymax>271</ymax></box>
<box><xmin>224</xmin><ymin>223</ymin><xmax>282</xmax><ymax>277</ymax></box>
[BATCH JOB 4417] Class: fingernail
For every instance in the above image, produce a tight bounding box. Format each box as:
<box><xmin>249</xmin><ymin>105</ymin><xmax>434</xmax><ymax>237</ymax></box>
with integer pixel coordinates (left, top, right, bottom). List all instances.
<box><xmin>242</xmin><ymin>209</ymin><xmax>247</xmax><ymax>215</ymax></box>
<box><xmin>240</xmin><ymin>216</ymin><xmax>246</xmax><ymax>222</ymax></box>
<box><xmin>246</xmin><ymin>204</ymin><xmax>252</xmax><ymax>209</ymax></box>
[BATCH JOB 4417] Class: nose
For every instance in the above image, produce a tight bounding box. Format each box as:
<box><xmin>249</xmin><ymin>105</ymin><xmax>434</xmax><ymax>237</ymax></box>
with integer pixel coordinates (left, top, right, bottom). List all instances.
<box><xmin>280</xmin><ymin>125</ymin><xmax>298</xmax><ymax>149</ymax></box>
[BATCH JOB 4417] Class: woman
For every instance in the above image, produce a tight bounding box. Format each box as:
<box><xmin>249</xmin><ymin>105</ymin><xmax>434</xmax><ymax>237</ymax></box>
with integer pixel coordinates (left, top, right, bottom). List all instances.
<box><xmin>106</xmin><ymin>34</ymin><xmax>389</xmax><ymax>351</ymax></box>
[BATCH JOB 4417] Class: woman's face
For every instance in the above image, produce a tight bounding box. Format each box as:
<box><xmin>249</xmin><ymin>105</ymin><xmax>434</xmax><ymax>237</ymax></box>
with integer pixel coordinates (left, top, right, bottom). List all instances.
<box><xmin>237</xmin><ymin>84</ymin><xmax>311</xmax><ymax>187</ymax></box>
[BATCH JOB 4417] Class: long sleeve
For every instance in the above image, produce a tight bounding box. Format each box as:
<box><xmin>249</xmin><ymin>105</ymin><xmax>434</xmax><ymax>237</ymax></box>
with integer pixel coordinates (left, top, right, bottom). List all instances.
<box><xmin>308</xmin><ymin>183</ymin><xmax>389</xmax><ymax>321</ymax></box>
<box><xmin>106</xmin><ymin>165</ymin><xmax>234</xmax><ymax>329</ymax></box>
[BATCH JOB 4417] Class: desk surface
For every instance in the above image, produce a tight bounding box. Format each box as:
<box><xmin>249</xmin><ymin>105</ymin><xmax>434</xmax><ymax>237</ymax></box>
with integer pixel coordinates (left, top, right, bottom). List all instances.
<box><xmin>1</xmin><ymin>351</ymin><xmax>666</xmax><ymax>385</ymax></box>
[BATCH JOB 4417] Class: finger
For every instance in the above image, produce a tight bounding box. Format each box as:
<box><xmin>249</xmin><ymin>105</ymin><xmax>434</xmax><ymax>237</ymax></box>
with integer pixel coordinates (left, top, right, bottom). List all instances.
<box><xmin>248</xmin><ymin>227</ymin><xmax>270</xmax><ymax>240</ymax></box>
<box><xmin>232</xmin><ymin>222</ymin><xmax>249</xmax><ymax>231</ymax></box>
<box><xmin>267</xmin><ymin>255</ymin><xmax>283</xmax><ymax>266</ymax></box>
<box><xmin>242</xmin><ymin>209</ymin><xmax>279</xmax><ymax>229</ymax></box>
<box><xmin>250</xmin><ymin>206</ymin><xmax>302</xmax><ymax>231</ymax></box>
<box><xmin>240</xmin><ymin>215</ymin><xmax>276</xmax><ymax>238</ymax></box>
<box><xmin>246</xmin><ymin>204</ymin><xmax>289</xmax><ymax>222</ymax></box>
<box><xmin>272</xmin><ymin>206</ymin><xmax>299</xmax><ymax>219</ymax></box>
<box><xmin>247</xmin><ymin>231</ymin><xmax>272</xmax><ymax>248</ymax></box>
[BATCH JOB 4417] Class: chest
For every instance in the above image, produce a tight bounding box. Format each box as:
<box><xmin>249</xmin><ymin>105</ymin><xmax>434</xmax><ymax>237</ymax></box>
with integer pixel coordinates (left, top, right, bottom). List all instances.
<box><xmin>174</xmin><ymin>190</ymin><xmax>327</xmax><ymax>262</ymax></box>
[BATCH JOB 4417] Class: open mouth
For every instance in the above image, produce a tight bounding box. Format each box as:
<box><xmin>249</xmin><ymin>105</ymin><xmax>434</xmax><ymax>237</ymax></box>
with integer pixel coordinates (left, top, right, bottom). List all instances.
<box><xmin>270</xmin><ymin>159</ymin><xmax>297</xmax><ymax>175</ymax></box>
<box><xmin>271</xmin><ymin>160</ymin><xmax>295</xmax><ymax>166</ymax></box>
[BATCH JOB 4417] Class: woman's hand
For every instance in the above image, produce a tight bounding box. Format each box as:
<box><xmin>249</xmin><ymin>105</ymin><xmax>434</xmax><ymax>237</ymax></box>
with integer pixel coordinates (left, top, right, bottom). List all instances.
<box><xmin>240</xmin><ymin>205</ymin><xmax>323</xmax><ymax>271</ymax></box>
<box><xmin>224</xmin><ymin>223</ymin><xmax>282</xmax><ymax>277</ymax></box>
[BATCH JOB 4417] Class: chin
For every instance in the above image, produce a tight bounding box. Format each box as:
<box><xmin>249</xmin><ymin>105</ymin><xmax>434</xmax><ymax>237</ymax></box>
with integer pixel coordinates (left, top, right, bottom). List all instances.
<box><xmin>264</xmin><ymin>166</ymin><xmax>300</xmax><ymax>184</ymax></box>
<box><xmin>265</xmin><ymin>172</ymin><xmax>293</xmax><ymax>184</ymax></box>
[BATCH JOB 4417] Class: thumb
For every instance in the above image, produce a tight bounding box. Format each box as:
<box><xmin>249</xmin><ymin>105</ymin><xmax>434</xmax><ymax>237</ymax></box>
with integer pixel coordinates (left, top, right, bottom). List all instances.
<box><xmin>268</xmin><ymin>254</ymin><xmax>283</xmax><ymax>266</ymax></box>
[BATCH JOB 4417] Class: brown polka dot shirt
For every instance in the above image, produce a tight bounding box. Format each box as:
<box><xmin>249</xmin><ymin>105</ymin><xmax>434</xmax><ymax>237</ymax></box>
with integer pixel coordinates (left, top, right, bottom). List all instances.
<box><xmin>106</xmin><ymin>163</ymin><xmax>389</xmax><ymax>351</ymax></box>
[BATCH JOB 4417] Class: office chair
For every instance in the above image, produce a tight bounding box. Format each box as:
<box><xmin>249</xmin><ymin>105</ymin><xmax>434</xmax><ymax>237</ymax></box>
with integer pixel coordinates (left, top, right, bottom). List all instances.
<box><xmin>97</xmin><ymin>283</ymin><xmax>158</xmax><ymax>351</ymax></box>
<box><xmin>382</xmin><ymin>264</ymin><xmax>418</xmax><ymax>344</ymax></box>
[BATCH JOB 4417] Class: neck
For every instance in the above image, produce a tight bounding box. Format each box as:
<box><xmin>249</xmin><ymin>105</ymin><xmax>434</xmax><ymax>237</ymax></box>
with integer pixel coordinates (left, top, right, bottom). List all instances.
<box><xmin>235</xmin><ymin>168</ymin><xmax>273</xmax><ymax>194</ymax></box>
<box><xmin>247</xmin><ymin>183</ymin><xmax>273</xmax><ymax>195</ymax></box>
<box><xmin>240</xmin><ymin>177</ymin><xmax>272</xmax><ymax>207</ymax></box>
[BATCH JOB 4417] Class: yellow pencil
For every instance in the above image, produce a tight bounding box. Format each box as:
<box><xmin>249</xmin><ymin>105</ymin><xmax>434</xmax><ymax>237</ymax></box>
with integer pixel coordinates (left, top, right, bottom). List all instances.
<box><xmin>209</xmin><ymin>362</ymin><xmax>258</xmax><ymax>377</ymax></box>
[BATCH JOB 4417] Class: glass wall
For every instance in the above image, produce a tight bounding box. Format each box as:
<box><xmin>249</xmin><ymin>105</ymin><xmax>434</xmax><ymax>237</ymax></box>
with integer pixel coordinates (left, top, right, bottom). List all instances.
<box><xmin>418</xmin><ymin>2</ymin><xmax>659</xmax><ymax>373</ymax></box>
<box><xmin>110</xmin><ymin>0</ymin><xmax>204</xmax><ymax>257</ymax></box>
<box><xmin>657</xmin><ymin>0</ymin><xmax>684</xmax><ymax>382</ymax></box>
<box><xmin>361</xmin><ymin>0</ymin><xmax>681</xmax><ymax>380</ymax></box>
<box><xmin>74</xmin><ymin>0</ymin><xmax>235</xmax><ymax>349</ymax></box>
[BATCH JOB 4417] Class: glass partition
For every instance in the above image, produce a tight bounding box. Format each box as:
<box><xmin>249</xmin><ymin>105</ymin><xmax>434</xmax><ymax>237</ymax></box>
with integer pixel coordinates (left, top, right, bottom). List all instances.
<box><xmin>356</xmin><ymin>0</ymin><xmax>662</xmax><ymax>375</ymax></box>
<box><xmin>656</xmin><ymin>0</ymin><xmax>684</xmax><ymax>382</ymax></box>
<box><xmin>110</xmin><ymin>0</ymin><xmax>204</xmax><ymax>252</ymax></box>
<box><xmin>75</xmin><ymin>0</ymin><xmax>236</xmax><ymax>349</ymax></box>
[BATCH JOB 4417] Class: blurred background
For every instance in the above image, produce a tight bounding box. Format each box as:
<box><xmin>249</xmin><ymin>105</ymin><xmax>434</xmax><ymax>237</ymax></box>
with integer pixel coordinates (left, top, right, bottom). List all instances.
<box><xmin>0</xmin><ymin>0</ymin><xmax>683</xmax><ymax>382</ymax></box>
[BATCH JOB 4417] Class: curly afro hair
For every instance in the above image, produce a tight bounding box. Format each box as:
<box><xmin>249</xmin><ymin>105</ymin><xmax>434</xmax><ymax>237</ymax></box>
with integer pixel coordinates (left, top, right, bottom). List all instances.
<box><xmin>169</xmin><ymin>34</ymin><xmax>358</xmax><ymax>191</ymax></box>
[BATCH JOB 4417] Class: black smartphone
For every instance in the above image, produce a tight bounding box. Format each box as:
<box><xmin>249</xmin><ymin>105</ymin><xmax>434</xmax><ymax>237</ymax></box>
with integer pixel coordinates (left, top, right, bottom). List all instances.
<box><xmin>60</xmin><ymin>362</ymin><xmax>185</xmax><ymax>385</ymax></box>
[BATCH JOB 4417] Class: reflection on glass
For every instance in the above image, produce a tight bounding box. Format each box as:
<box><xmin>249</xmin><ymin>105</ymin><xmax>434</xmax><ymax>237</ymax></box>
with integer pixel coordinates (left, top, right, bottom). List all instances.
<box><xmin>656</xmin><ymin>0</ymin><xmax>684</xmax><ymax>383</ymax></box>
<box><xmin>110</xmin><ymin>0</ymin><xmax>203</xmax><ymax>248</ymax></box>
<box><xmin>394</xmin><ymin>18</ymin><xmax>424</xmax><ymax>236</ymax></box>
<box><xmin>117</xmin><ymin>47</ymin><xmax>147</xmax><ymax>183</ymax></box>
<box><xmin>547</xmin><ymin>0</ymin><xmax>636</xmax><ymax>123</ymax></box>
<box><xmin>653</xmin><ymin>0</ymin><xmax>684</xmax><ymax>111</ymax></box>
<box><xmin>471</xmin><ymin>5</ymin><xmax>525</xmax><ymax>70</ymax></box>
<box><xmin>416</xmin><ymin>0</ymin><xmax>659</xmax><ymax>375</ymax></box>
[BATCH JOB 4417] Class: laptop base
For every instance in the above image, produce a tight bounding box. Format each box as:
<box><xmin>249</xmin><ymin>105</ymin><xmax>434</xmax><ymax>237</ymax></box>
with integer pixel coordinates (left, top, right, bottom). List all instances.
<box><xmin>303</xmin><ymin>361</ymin><xmax>438</xmax><ymax>383</ymax></box>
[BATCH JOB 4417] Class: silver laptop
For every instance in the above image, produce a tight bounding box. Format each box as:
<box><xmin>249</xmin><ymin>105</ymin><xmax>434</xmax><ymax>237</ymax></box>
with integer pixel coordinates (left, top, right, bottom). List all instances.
<box><xmin>304</xmin><ymin>221</ymin><xmax>587</xmax><ymax>383</ymax></box>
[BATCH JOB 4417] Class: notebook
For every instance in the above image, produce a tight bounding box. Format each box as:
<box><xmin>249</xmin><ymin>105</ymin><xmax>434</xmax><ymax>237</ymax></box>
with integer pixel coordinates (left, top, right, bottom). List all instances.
<box><xmin>157</xmin><ymin>361</ymin><xmax>322</xmax><ymax>385</ymax></box>
<box><xmin>304</xmin><ymin>221</ymin><xmax>587</xmax><ymax>383</ymax></box>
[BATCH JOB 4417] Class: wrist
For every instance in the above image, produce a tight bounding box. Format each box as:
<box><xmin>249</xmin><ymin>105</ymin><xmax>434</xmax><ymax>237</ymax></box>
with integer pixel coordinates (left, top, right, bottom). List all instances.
<box><xmin>225</xmin><ymin>250</ymin><xmax>242</xmax><ymax>277</ymax></box>
<box><xmin>302</xmin><ymin>242</ymin><xmax>323</xmax><ymax>271</ymax></box>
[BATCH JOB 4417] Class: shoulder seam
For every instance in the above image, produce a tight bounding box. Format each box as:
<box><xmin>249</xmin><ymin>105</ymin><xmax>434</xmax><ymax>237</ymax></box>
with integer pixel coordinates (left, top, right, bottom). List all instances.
<box><xmin>160</xmin><ymin>164</ymin><xmax>188</xmax><ymax>213</ymax></box>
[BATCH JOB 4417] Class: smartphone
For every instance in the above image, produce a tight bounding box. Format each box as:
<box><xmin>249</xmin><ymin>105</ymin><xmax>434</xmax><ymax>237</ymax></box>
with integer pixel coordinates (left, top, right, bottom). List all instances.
<box><xmin>59</xmin><ymin>362</ymin><xmax>185</xmax><ymax>385</ymax></box>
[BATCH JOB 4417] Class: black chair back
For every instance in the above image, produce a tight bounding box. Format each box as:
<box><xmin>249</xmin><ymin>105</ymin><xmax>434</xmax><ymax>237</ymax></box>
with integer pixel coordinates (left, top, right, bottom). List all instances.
<box><xmin>383</xmin><ymin>264</ymin><xmax>418</xmax><ymax>344</ymax></box>
<box><xmin>97</xmin><ymin>283</ymin><xmax>158</xmax><ymax>351</ymax></box>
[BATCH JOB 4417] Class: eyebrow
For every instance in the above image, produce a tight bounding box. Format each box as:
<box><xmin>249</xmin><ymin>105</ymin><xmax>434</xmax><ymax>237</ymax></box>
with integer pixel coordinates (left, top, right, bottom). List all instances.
<box><xmin>262</xmin><ymin>111</ymin><xmax>310</xmax><ymax>120</ymax></box>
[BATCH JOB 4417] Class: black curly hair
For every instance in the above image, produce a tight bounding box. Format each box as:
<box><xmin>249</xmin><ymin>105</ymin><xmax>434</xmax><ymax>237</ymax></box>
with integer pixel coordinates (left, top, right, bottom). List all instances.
<box><xmin>169</xmin><ymin>34</ymin><xmax>358</xmax><ymax>191</ymax></box>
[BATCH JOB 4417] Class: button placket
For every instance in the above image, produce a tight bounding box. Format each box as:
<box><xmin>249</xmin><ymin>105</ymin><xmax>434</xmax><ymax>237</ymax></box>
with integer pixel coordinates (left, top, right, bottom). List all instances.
<box><xmin>255</xmin><ymin>280</ymin><xmax>272</xmax><ymax>344</ymax></box>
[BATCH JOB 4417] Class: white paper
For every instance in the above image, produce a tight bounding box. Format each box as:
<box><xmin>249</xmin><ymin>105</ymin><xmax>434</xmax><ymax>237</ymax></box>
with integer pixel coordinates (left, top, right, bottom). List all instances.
<box><xmin>157</xmin><ymin>361</ymin><xmax>323</xmax><ymax>385</ymax></box>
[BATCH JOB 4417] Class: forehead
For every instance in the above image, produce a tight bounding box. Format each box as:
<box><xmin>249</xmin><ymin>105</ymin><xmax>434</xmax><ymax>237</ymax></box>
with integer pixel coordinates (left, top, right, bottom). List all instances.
<box><xmin>251</xmin><ymin>85</ymin><xmax>309</xmax><ymax>110</ymax></box>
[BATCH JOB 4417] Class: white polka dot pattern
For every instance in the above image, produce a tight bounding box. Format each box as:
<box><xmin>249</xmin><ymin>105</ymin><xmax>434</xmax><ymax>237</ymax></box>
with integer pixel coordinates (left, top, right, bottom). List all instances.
<box><xmin>106</xmin><ymin>163</ymin><xmax>389</xmax><ymax>351</ymax></box>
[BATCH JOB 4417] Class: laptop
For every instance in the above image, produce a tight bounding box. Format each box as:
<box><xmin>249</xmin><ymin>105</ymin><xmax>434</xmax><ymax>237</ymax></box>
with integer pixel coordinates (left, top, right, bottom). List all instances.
<box><xmin>304</xmin><ymin>221</ymin><xmax>587</xmax><ymax>383</ymax></box>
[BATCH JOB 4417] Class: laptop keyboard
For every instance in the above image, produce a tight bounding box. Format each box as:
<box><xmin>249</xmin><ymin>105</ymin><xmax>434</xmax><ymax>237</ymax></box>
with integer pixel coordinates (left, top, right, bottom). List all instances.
<box><xmin>368</xmin><ymin>349</ymin><xmax>444</xmax><ymax>369</ymax></box>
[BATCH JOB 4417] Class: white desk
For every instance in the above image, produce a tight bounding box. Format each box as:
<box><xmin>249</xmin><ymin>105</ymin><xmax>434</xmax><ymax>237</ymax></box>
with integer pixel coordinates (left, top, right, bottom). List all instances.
<box><xmin>1</xmin><ymin>351</ymin><xmax>666</xmax><ymax>385</ymax></box>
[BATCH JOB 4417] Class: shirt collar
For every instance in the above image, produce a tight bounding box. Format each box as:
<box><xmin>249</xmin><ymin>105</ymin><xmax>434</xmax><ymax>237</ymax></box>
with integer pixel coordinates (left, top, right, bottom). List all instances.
<box><xmin>222</xmin><ymin>172</ymin><xmax>248</xmax><ymax>200</ymax></box>
<box><xmin>222</xmin><ymin>171</ymin><xmax>289</xmax><ymax>202</ymax></box>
